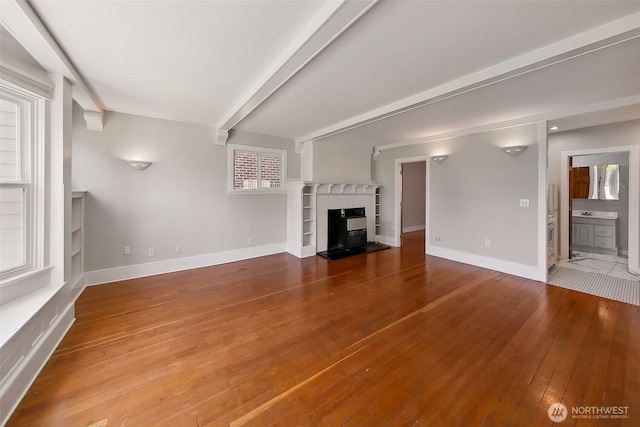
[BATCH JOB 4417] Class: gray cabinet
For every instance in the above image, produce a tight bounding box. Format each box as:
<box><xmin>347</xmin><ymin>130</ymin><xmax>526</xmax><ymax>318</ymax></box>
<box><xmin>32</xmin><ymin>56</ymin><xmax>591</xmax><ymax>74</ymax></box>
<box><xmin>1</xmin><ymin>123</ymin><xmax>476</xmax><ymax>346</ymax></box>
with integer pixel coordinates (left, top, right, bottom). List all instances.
<box><xmin>572</xmin><ymin>216</ymin><xmax>617</xmax><ymax>255</ymax></box>
<box><xmin>572</xmin><ymin>223</ymin><xmax>593</xmax><ymax>247</ymax></box>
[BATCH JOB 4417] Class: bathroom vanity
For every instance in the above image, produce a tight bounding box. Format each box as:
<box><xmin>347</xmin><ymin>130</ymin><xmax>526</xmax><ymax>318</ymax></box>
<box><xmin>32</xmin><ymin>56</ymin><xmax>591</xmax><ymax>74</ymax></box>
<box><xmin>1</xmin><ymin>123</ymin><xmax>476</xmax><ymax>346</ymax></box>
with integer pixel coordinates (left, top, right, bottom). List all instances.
<box><xmin>572</xmin><ymin>211</ymin><xmax>618</xmax><ymax>255</ymax></box>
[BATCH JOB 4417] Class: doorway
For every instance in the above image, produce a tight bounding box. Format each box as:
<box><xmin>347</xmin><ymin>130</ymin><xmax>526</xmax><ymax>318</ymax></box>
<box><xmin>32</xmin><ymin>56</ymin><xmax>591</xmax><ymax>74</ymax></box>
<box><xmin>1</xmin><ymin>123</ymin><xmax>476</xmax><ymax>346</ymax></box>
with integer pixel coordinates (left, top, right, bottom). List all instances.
<box><xmin>401</xmin><ymin>161</ymin><xmax>427</xmax><ymax>236</ymax></box>
<box><xmin>394</xmin><ymin>156</ymin><xmax>429</xmax><ymax>249</ymax></box>
<box><xmin>560</xmin><ymin>146</ymin><xmax>640</xmax><ymax>274</ymax></box>
<box><xmin>561</xmin><ymin>152</ymin><xmax>636</xmax><ymax>278</ymax></box>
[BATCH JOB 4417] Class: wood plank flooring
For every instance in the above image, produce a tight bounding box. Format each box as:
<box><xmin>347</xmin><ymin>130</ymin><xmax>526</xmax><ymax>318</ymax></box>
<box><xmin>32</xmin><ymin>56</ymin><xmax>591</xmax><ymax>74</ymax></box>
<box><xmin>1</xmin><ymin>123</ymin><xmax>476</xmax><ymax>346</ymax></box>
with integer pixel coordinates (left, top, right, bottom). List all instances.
<box><xmin>7</xmin><ymin>231</ymin><xmax>640</xmax><ymax>426</ymax></box>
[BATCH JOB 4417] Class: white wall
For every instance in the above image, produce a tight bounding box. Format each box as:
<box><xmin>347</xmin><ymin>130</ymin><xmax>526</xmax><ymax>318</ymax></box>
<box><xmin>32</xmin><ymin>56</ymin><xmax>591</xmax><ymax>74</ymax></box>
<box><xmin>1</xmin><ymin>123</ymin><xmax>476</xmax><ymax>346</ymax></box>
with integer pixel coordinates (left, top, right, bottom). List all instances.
<box><xmin>306</xmin><ymin>139</ymin><xmax>373</xmax><ymax>184</ymax></box>
<box><xmin>375</xmin><ymin>124</ymin><xmax>541</xmax><ymax>275</ymax></box>
<box><xmin>72</xmin><ymin>106</ymin><xmax>299</xmax><ymax>278</ymax></box>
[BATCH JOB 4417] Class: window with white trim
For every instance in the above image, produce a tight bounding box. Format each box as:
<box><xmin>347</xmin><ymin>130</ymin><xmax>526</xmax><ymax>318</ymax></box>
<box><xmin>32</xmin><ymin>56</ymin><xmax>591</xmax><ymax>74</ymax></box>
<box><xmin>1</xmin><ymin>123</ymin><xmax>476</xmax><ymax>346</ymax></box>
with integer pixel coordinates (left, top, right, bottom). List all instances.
<box><xmin>0</xmin><ymin>81</ymin><xmax>45</xmax><ymax>280</ymax></box>
<box><xmin>228</xmin><ymin>145</ymin><xmax>286</xmax><ymax>193</ymax></box>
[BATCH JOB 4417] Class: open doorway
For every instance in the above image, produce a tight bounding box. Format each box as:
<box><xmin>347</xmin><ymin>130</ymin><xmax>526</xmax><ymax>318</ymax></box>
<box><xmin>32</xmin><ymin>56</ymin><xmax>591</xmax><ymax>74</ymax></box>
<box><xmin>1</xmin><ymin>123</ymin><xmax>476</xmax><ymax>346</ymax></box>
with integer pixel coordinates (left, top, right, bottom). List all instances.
<box><xmin>560</xmin><ymin>146</ymin><xmax>639</xmax><ymax>273</ymax></box>
<box><xmin>561</xmin><ymin>151</ymin><xmax>635</xmax><ymax>278</ymax></box>
<box><xmin>401</xmin><ymin>161</ymin><xmax>426</xmax><ymax>236</ymax></box>
<box><xmin>394</xmin><ymin>156</ymin><xmax>429</xmax><ymax>250</ymax></box>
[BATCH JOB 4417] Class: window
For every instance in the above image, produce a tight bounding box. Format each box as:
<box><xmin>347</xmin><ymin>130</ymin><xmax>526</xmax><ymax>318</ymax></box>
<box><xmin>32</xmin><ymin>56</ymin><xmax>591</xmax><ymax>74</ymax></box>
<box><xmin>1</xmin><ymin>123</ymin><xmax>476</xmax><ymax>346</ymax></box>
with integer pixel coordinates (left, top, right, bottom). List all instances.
<box><xmin>228</xmin><ymin>145</ymin><xmax>286</xmax><ymax>193</ymax></box>
<box><xmin>0</xmin><ymin>80</ymin><xmax>45</xmax><ymax>280</ymax></box>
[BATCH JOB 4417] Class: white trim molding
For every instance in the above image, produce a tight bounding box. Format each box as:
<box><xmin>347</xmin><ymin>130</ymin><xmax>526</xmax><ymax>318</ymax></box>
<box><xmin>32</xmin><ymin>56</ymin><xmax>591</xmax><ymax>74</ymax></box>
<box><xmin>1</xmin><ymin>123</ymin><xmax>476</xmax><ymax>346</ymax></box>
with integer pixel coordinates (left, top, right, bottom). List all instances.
<box><xmin>537</xmin><ymin>121</ymin><xmax>549</xmax><ymax>282</ymax></box>
<box><xmin>216</xmin><ymin>0</ymin><xmax>378</xmax><ymax>134</ymax></box>
<box><xmin>427</xmin><ymin>246</ymin><xmax>543</xmax><ymax>282</ymax></box>
<box><xmin>83</xmin><ymin>110</ymin><xmax>103</xmax><ymax>132</ymax></box>
<box><xmin>0</xmin><ymin>63</ymin><xmax>53</xmax><ymax>99</ymax></box>
<box><xmin>227</xmin><ymin>144</ymin><xmax>288</xmax><ymax>194</ymax></box>
<box><xmin>216</xmin><ymin>129</ymin><xmax>229</xmax><ymax>146</ymax></box>
<box><xmin>84</xmin><ymin>242</ymin><xmax>287</xmax><ymax>287</ymax></box>
<box><xmin>0</xmin><ymin>0</ymin><xmax>104</xmax><ymax>130</ymax></box>
<box><xmin>393</xmin><ymin>155</ymin><xmax>431</xmax><ymax>251</ymax></box>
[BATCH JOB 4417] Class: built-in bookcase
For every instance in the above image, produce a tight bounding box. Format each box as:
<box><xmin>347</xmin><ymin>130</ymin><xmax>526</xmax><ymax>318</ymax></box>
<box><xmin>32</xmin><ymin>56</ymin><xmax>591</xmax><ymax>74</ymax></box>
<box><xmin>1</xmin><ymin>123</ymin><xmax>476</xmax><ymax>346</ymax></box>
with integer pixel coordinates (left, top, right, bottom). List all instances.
<box><xmin>71</xmin><ymin>191</ymin><xmax>86</xmax><ymax>289</ymax></box>
<box><xmin>287</xmin><ymin>182</ymin><xmax>380</xmax><ymax>257</ymax></box>
<box><xmin>375</xmin><ymin>187</ymin><xmax>380</xmax><ymax>236</ymax></box>
<box><xmin>302</xmin><ymin>185</ymin><xmax>316</xmax><ymax>248</ymax></box>
<box><xmin>287</xmin><ymin>182</ymin><xmax>318</xmax><ymax>258</ymax></box>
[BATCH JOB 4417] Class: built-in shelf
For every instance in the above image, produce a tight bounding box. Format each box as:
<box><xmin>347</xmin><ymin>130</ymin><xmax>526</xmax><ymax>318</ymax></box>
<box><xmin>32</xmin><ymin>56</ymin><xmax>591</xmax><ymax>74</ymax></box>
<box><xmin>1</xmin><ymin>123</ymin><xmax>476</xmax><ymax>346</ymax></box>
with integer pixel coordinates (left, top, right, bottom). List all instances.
<box><xmin>287</xmin><ymin>181</ymin><xmax>380</xmax><ymax>257</ymax></box>
<box><xmin>70</xmin><ymin>191</ymin><xmax>86</xmax><ymax>289</ymax></box>
<box><xmin>287</xmin><ymin>182</ymin><xmax>319</xmax><ymax>257</ymax></box>
<box><xmin>375</xmin><ymin>188</ymin><xmax>381</xmax><ymax>235</ymax></box>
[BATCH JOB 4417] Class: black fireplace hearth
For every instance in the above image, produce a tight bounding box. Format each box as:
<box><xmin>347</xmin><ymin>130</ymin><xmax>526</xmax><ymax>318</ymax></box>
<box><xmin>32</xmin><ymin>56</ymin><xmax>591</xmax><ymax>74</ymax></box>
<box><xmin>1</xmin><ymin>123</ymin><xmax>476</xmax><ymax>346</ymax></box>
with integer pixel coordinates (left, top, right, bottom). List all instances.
<box><xmin>318</xmin><ymin>207</ymin><xmax>390</xmax><ymax>261</ymax></box>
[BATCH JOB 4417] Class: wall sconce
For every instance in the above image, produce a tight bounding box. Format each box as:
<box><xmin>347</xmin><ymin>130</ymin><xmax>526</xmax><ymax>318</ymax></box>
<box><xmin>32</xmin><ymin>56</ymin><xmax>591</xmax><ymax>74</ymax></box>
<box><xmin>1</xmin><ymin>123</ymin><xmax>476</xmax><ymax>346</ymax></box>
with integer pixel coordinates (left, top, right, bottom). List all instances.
<box><xmin>502</xmin><ymin>145</ymin><xmax>527</xmax><ymax>155</ymax></box>
<box><xmin>127</xmin><ymin>160</ymin><xmax>152</xmax><ymax>170</ymax></box>
<box><xmin>431</xmin><ymin>155</ymin><xmax>448</xmax><ymax>163</ymax></box>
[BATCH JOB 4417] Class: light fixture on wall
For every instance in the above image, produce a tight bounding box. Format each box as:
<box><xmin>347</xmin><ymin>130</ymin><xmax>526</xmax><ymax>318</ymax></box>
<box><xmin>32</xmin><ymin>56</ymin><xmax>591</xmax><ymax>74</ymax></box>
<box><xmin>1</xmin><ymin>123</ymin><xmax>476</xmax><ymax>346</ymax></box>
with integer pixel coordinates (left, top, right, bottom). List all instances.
<box><xmin>502</xmin><ymin>145</ymin><xmax>528</xmax><ymax>155</ymax></box>
<box><xmin>549</xmin><ymin>126</ymin><xmax>559</xmax><ymax>132</ymax></box>
<box><xmin>431</xmin><ymin>155</ymin><xmax>448</xmax><ymax>163</ymax></box>
<box><xmin>127</xmin><ymin>160</ymin><xmax>152</xmax><ymax>170</ymax></box>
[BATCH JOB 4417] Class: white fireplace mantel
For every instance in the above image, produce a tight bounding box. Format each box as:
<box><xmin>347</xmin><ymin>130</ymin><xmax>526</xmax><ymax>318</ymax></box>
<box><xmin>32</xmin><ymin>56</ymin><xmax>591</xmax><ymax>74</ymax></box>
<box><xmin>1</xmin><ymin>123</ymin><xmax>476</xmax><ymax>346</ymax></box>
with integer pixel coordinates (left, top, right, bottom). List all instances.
<box><xmin>286</xmin><ymin>181</ymin><xmax>380</xmax><ymax>258</ymax></box>
<box><xmin>314</xmin><ymin>182</ymin><xmax>379</xmax><ymax>195</ymax></box>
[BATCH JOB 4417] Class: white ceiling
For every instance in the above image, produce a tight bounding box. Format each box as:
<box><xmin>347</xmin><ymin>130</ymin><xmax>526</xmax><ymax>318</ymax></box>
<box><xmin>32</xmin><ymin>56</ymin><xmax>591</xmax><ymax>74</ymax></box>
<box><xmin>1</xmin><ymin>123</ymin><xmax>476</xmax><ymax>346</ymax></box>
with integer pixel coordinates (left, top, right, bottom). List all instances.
<box><xmin>6</xmin><ymin>0</ymin><xmax>640</xmax><ymax>148</ymax></box>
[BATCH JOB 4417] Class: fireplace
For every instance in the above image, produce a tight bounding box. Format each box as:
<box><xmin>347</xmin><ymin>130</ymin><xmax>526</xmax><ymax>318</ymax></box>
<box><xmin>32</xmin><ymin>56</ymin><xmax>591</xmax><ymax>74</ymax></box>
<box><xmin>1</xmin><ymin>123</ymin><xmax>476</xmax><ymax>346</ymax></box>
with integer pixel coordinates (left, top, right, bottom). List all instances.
<box><xmin>328</xmin><ymin>208</ymin><xmax>367</xmax><ymax>251</ymax></box>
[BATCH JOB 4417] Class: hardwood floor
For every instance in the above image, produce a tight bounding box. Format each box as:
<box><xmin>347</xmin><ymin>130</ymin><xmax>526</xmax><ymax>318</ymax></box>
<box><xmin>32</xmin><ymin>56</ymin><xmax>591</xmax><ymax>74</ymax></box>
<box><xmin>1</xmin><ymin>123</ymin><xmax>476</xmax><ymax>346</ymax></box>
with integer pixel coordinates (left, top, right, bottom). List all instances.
<box><xmin>8</xmin><ymin>231</ymin><xmax>639</xmax><ymax>426</ymax></box>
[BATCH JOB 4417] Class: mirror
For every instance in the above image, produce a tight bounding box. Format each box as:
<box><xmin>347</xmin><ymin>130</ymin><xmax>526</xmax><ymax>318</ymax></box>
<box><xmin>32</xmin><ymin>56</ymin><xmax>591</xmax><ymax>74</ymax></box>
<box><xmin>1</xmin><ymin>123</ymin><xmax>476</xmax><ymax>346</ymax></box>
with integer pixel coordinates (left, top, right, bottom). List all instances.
<box><xmin>571</xmin><ymin>164</ymin><xmax>619</xmax><ymax>200</ymax></box>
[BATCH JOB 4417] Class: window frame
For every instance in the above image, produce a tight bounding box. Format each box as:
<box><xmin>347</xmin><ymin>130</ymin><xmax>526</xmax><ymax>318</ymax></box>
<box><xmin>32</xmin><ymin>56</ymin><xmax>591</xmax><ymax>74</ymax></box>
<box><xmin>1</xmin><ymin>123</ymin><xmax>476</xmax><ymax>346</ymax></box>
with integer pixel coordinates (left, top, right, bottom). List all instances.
<box><xmin>227</xmin><ymin>144</ymin><xmax>287</xmax><ymax>194</ymax></box>
<box><xmin>0</xmin><ymin>80</ymin><xmax>46</xmax><ymax>282</ymax></box>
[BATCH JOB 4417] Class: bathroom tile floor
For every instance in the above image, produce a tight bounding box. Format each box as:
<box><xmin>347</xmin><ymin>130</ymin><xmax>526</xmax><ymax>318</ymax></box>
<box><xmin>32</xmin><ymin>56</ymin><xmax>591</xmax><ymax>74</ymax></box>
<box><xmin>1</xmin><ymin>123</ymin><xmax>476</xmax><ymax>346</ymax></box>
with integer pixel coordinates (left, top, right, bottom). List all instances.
<box><xmin>555</xmin><ymin>251</ymin><xmax>639</xmax><ymax>281</ymax></box>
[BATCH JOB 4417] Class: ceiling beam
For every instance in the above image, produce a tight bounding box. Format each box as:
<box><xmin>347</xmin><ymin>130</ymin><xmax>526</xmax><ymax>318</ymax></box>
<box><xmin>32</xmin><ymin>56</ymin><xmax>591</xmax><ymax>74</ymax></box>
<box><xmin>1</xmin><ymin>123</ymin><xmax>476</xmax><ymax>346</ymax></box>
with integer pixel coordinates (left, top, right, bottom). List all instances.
<box><xmin>215</xmin><ymin>0</ymin><xmax>378</xmax><ymax>144</ymax></box>
<box><xmin>296</xmin><ymin>12</ymin><xmax>640</xmax><ymax>145</ymax></box>
<box><xmin>375</xmin><ymin>94</ymin><xmax>640</xmax><ymax>153</ymax></box>
<box><xmin>0</xmin><ymin>0</ymin><xmax>104</xmax><ymax>130</ymax></box>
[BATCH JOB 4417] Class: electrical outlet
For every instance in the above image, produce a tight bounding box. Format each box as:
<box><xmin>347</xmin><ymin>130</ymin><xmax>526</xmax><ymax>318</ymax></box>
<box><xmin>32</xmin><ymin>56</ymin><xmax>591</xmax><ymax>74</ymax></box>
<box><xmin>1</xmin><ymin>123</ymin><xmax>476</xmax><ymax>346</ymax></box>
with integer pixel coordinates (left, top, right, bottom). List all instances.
<box><xmin>434</xmin><ymin>236</ymin><xmax>441</xmax><ymax>241</ymax></box>
<box><xmin>485</xmin><ymin>239</ymin><xmax>491</xmax><ymax>247</ymax></box>
<box><xmin>124</xmin><ymin>245</ymin><xmax>131</xmax><ymax>255</ymax></box>
<box><xmin>519</xmin><ymin>199</ymin><xmax>530</xmax><ymax>208</ymax></box>
<box><xmin>176</xmin><ymin>245</ymin><xmax>181</xmax><ymax>253</ymax></box>
<box><xmin>148</xmin><ymin>248</ymin><xmax>154</xmax><ymax>257</ymax></box>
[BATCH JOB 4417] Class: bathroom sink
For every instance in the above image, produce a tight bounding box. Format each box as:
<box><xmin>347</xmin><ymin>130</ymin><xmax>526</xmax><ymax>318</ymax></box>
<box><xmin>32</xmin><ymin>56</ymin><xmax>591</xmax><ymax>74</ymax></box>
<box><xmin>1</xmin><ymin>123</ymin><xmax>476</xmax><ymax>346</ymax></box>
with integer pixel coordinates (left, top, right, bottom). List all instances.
<box><xmin>572</xmin><ymin>210</ymin><xmax>618</xmax><ymax>220</ymax></box>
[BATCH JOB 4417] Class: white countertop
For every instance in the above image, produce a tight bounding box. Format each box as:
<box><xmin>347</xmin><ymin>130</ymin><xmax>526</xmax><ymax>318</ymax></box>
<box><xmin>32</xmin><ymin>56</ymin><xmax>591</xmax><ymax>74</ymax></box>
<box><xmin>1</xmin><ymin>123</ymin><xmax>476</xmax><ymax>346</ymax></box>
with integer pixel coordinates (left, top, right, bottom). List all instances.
<box><xmin>572</xmin><ymin>210</ymin><xmax>618</xmax><ymax>220</ymax></box>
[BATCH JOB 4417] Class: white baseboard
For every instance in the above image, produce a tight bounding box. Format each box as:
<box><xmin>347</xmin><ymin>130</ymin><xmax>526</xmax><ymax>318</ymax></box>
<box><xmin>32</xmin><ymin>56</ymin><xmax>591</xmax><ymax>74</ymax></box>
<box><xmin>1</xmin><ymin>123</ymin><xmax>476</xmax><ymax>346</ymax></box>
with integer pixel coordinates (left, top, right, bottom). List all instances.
<box><xmin>84</xmin><ymin>242</ymin><xmax>287</xmax><ymax>286</ymax></box>
<box><xmin>0</xmin><ymin>289</ymin><xmax>75</xmax><ymax>427</ymax></box>
<box><xmin>402</xmin><ymin>225</ymin><xmax>425</xmax><ymax>233</ymax></box>
<box><xmin>426</xmin><ymin>245</ymin><xmax>545</xmax><ymax>282</ymax></box>
<box><xmin>375</xmin><ymin>234</ymin><xmax>399</xmax><ymax>247</ymax></box>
